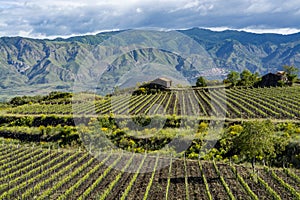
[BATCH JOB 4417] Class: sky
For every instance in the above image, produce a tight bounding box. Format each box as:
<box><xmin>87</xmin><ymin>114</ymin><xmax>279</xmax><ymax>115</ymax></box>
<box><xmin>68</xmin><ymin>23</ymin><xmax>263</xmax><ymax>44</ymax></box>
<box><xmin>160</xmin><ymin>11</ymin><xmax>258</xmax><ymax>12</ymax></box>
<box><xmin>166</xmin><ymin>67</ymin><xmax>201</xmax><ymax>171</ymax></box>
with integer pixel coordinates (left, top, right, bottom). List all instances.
<box><xmin>1</xmin><ymin>0</ymin><xmax>300</xmax><ymax>38</ymax></box>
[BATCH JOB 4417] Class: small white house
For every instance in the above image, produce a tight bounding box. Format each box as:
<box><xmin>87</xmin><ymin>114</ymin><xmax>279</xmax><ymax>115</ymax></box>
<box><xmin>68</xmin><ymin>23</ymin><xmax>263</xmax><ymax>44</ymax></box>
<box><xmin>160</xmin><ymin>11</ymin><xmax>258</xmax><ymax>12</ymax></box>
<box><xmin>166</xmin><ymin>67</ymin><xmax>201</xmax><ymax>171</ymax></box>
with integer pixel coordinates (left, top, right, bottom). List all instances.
<box><xmin>151</xmin><ymin>77</ymin><xmax>172</xmax><ymax>88</ymax></box>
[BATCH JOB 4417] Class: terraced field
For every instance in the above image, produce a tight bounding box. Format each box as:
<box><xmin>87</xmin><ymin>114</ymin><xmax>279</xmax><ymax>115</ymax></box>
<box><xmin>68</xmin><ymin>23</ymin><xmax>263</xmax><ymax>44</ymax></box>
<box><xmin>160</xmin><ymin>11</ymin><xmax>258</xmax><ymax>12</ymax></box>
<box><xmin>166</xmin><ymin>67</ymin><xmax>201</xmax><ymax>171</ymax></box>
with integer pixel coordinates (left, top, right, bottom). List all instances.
<box><xmin>6</xmin><ymin>86</ymin><xmax>300</xmax><ymax>120</ymax></box>
<box><xmin>0</xmin><ymin>144</ymin><xmax>299</xmax><ymax>199</ymax></box>
<box><xmin>2</xmin><ymin>86</ymin><xmax>300</xmax><ymax>199</ymax></box>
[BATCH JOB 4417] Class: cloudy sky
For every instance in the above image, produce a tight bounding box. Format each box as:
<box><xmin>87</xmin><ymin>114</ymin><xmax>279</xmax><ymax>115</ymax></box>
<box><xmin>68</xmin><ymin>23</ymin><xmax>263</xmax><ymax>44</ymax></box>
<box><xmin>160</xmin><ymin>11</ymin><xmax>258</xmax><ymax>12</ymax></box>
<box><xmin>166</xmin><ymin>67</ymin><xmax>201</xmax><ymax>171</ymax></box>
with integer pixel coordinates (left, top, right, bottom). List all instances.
<box><xmin>1</xmin><ymin>0</ymin><xmax>300</xmax><ymax>38</ymax></box>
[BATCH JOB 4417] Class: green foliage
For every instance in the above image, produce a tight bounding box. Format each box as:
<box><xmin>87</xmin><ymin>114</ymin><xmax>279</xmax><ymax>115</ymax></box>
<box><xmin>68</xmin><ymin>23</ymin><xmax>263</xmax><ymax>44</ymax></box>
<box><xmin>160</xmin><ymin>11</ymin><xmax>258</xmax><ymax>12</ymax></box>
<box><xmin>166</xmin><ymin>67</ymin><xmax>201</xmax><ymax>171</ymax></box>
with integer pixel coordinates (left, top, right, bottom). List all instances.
<box><xmin>225</xmin><ymin>70</ymin><xmax>261</xmax><ymax>87</ymax></box>
<box><xmin>132</xmin><ymin>85</ymin><xmax>163</xmax><ymax>95</ymax></box>
<box><xmin>9</xmin><ymin>95</ymin><xmax>43</xmax><ymax>106</ymax></box>
<box><xmin>135</xmin><ymin>87</ymin><xmax>147</xmax><ymax>95</ymax></box>
<box><xmin>219</xmin><ymin>124</ymin><xmax>243</xmax><ymax>158</ymax></box>
<box><xmin>9</xmin><ymin>116</ymin><xmax>34</xmax><ymax>126</ymax></box>
<box><xmin>43</xmin><ymin>91</ymin><xmax>72</xmax><ymax>101</ymax></box>
<box><xmin>277</xmin><ymin>79</ymin><xmax>286</xmax><ymax>86</ymax></box>
<box><xmin>58</xmin><ymin>125</ymin><xmax>79</xmax><ymax>147</ymax></box>
<box><xmin>0</xmin><ymin>125</ymin><xmax>80</xmax><ymax>147</ymax></box>
<box><xmin>283</xmin><ymin>65</ymin><xmax>298</xmax><ymax>85</ymax></box>
<box><xmin>96</xmin><ymin>115</ymin><xmax>116</xmax><ymax>129</ymax></box>
<box><xmin>231</xmin><ymin>121</ymin><xmax>279</xmax><ymax>166</ymax></box>
<box><xmin>9</xmin><ymin>91</ymin><xmax>73</xmax><ymax>106</ymax></box>
<box><xmin>1</xmin><ymin>113</ymin><xmax>298</xmax><ymax>167</ymax></box>
<box><xmin>238</xmin><ymin>70</ymin><xmax>260</xmax><ymax>86</ymax></box>
<box><xmin>216</xmin><ymin>121</ymin><xmax>293</xmax><ymax>167</ymax></box>
<box><xmin>226</xmin><ymin>71</ymin><xmax>240</xmax><ymax>86</ymax></box>
<box><xmin>196</xmin><ymin>76</ymin><xmax>207</xmax><ymax>87</ymax></box>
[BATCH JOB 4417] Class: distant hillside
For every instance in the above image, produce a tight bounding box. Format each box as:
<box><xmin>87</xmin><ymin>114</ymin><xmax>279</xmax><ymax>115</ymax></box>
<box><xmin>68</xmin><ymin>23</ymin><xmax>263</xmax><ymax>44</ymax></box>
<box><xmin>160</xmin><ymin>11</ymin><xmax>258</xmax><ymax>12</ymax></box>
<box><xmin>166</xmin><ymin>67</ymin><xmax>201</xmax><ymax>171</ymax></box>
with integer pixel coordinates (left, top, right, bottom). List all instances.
<box><xmin>180</xmin><ymin>28</ymin><xmax>300</xmax><ymax>72</ymax></box>
<box><xmin>1</xmin><ymin>28</ymin><xmax>300</xmax><ymax>99</ymax></box>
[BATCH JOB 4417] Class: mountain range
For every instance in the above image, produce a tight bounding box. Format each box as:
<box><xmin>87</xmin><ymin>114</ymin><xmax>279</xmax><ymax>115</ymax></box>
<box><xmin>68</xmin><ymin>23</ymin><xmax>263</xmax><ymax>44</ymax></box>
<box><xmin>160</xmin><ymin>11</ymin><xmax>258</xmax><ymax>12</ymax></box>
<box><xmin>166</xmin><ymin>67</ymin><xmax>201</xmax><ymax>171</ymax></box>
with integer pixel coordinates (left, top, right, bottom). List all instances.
<box><xmin>1</xmin><ymin>28</ymin><xmax>300</xmax><ymax>100</ymax></box>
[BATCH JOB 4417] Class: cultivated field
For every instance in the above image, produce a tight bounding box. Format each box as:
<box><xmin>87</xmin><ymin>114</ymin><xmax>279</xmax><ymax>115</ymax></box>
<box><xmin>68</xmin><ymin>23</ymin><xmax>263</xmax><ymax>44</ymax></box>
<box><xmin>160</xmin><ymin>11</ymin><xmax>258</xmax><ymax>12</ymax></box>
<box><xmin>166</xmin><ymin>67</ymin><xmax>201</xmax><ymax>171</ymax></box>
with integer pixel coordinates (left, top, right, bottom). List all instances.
<box><xmin>0</xmin><ymin>144</ymin><xmax>299</xmax><ymax>199</ymax></box>
<box><xmin>5</xmin><ymin>86</ymin><xmax>300</xmax><ymax>120</ymax></box>
<box><xmin>1</xmin><ymin>86</ymin><xmax>300</xmax><ymax>199</ymax></box>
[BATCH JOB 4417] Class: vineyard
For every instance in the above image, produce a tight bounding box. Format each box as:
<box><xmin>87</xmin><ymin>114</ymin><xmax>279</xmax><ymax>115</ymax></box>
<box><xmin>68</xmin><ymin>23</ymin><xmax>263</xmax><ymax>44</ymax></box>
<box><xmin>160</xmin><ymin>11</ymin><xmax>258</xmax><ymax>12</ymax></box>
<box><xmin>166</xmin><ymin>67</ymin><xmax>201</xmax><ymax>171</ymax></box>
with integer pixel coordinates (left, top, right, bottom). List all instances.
<box><xmin>5</xmin><ymin>86</ymin><xmax>300</xmax><ymax>120</ymax></box>
<box><xmin>2</xmin><ymin>86</ymin><xmax>300</xmax><ymax>199</ymax></box>
<box><xmin>0</xmin><ymin>143</ymin><xmax>299</xmax><ymax>199</ymax></box>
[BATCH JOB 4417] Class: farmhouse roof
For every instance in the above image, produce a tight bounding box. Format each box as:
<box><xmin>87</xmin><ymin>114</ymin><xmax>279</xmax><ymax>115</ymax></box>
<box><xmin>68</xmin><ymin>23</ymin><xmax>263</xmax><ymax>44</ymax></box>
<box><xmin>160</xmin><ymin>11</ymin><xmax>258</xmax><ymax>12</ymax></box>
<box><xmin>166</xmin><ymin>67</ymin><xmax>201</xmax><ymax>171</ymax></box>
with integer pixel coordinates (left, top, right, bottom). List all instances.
<box><xmin>276</xmin><ymin>71</ymin><xmax>286</xmax><ymax>75</ymax></box>
<box><xmin>153</xmin><ymin>77</ymin><xmax>172</xmax><ymax>82</ymax></box>
<box><xmin>149</xmin><ymin>77</ymin><xmax>172</xmax><ymax>88</ymax></box>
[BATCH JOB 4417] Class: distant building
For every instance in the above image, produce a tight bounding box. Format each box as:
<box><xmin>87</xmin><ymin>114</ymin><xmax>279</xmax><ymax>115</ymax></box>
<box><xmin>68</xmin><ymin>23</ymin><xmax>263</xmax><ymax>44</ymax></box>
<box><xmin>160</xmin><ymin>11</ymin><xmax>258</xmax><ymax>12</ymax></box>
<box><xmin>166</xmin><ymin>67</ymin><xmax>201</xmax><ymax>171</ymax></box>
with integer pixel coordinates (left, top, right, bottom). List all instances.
<box><xmin>276</xmin><ymin>71</ymin><xmax>285</xmax><ymax>75</ymax></box>
<box><xmin>150</xmin><ymin>77</ymin><xmax>172</xmax><ymax>88</ymax></box>
<box><xmin>133</xmin><ymin>77</ymin><xmax>172</xmax><ymax>95</ymax></box>
<box><xmin>259</xmin><ymin>71</ymin><xmax>287</xmax><ymax>87</ymax></box>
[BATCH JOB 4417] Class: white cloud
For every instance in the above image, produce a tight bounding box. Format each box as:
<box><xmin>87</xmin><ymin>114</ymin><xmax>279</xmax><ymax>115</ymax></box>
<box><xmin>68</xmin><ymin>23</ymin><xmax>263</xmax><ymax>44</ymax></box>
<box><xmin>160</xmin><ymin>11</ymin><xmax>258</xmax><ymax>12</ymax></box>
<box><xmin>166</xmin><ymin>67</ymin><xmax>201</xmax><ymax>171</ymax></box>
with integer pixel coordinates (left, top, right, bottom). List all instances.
<box><xmin>136</xmin><ymin>8</ymin><xmax>143</xmax><ymax>13</ymax></box>
<box><xmin>1</xmin><ymin>0</ymin><xmax>300</xmax><ymax>38</ymax></box>
<box><xmin>244</xmin><ymin>0</ymin><xmax>274</xmax><ymax>14</ymax></box>
<box><xmin>206</xmin><ymin>26</ymin><xmax>300</xmax><ymax>35</ymax></box>
<box><xmin>242</xmin><ymin>27</ymin><xmax>300</xmax><ymax>35</ymax></box>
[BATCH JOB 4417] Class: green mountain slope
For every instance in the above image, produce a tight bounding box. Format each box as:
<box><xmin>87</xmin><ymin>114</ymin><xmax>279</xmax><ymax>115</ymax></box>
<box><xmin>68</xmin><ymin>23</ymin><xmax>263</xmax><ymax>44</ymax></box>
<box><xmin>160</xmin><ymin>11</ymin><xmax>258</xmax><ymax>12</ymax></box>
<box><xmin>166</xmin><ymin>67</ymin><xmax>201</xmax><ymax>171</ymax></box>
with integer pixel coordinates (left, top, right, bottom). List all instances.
<box><xmin>1</xmin><ymin>28</ymin><xmax>300</xmax><ymax>99</ymax></box>
<box><xmin>180</xmin><ymin>28</ymin><xmax>300</xmax><ymax>72</ymax></box>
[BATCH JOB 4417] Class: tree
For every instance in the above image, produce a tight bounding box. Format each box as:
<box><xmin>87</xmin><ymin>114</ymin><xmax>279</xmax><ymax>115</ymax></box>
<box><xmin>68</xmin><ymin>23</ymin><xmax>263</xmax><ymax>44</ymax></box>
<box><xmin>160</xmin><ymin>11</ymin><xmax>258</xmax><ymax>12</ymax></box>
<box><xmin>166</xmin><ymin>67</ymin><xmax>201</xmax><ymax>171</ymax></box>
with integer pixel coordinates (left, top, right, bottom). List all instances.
<box><xmin>226</xmin><ymin>71</ymin><xmax>240</xmax><ymax>86</ymax></box>
<box><xmin>251</xmin><ymin>72</ymin><xmax>260</xmax><ymax>84</ymax></box>
<box><xmin>283</xmin><ymin>65</ymin><xmax>298</xmax><ymax>85</ymax></box>
<box><xmin>239</xmin><ymin>70</ymin><xmax>253</xmax><ymax>86</ymax></box>
<box><xmin>238</xmin><ymin>70</ymin><xmax>260</xmax><ymax>86</ymax></box>
<box><xmin>196</xmin><ymin>76</ymin><xmax>207</xmax><ymax>87</ymax></box>
<box><xmin>232</xmin><ymin>120</ymin><xmax>277</xmax><ymax>170</ymax></box>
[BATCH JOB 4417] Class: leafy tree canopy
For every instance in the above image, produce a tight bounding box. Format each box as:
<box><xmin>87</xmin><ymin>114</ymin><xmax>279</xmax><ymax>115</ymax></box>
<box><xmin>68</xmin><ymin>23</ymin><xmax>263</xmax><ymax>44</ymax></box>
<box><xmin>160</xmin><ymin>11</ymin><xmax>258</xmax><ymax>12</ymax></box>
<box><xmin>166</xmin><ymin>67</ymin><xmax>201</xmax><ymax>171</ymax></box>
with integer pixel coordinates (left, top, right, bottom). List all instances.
<box><xmin>196</xmin><ymin>76</ymin><xmax>207</xmax><ymax>87</ymax></box>
<box><xmin>283</xmin><ymin>65</ymin><xmax>298</xmax><ymax>85</ymax></box>
<box><xmin>225</xmin><ymin>71</ymin><xmax>240</xmax><ymax>86</ymax></box>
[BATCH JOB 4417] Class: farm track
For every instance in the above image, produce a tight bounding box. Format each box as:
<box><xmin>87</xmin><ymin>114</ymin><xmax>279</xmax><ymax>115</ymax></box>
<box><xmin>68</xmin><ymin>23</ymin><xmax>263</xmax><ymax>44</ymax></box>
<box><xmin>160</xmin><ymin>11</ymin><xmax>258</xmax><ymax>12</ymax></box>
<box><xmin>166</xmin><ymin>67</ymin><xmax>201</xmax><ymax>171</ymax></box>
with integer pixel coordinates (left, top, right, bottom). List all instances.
<box><xmin>0</xmin><ymin>144</ymin><xmax>299</xmax><ymax>199</ymax></box>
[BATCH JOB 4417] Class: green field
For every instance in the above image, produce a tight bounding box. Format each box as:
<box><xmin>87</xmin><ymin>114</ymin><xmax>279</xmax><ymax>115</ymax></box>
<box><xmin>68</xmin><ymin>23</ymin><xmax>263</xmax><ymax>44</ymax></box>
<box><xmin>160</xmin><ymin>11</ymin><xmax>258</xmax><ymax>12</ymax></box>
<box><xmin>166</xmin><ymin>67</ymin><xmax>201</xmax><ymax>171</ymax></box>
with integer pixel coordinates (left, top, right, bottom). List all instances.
<box><xmin>4</xmin><ymin>86</ymin><xmax>300</xmax><ymax>120</ymax></box>
<box><xmin>0</xmin><ymin>86</ymin><xmax>300</xmax><ymax>199</ymax></box>
<box><xmin>0</xmin><ymin>143</ymin><xmax>299</xmax><ymax>200</ymax></box>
